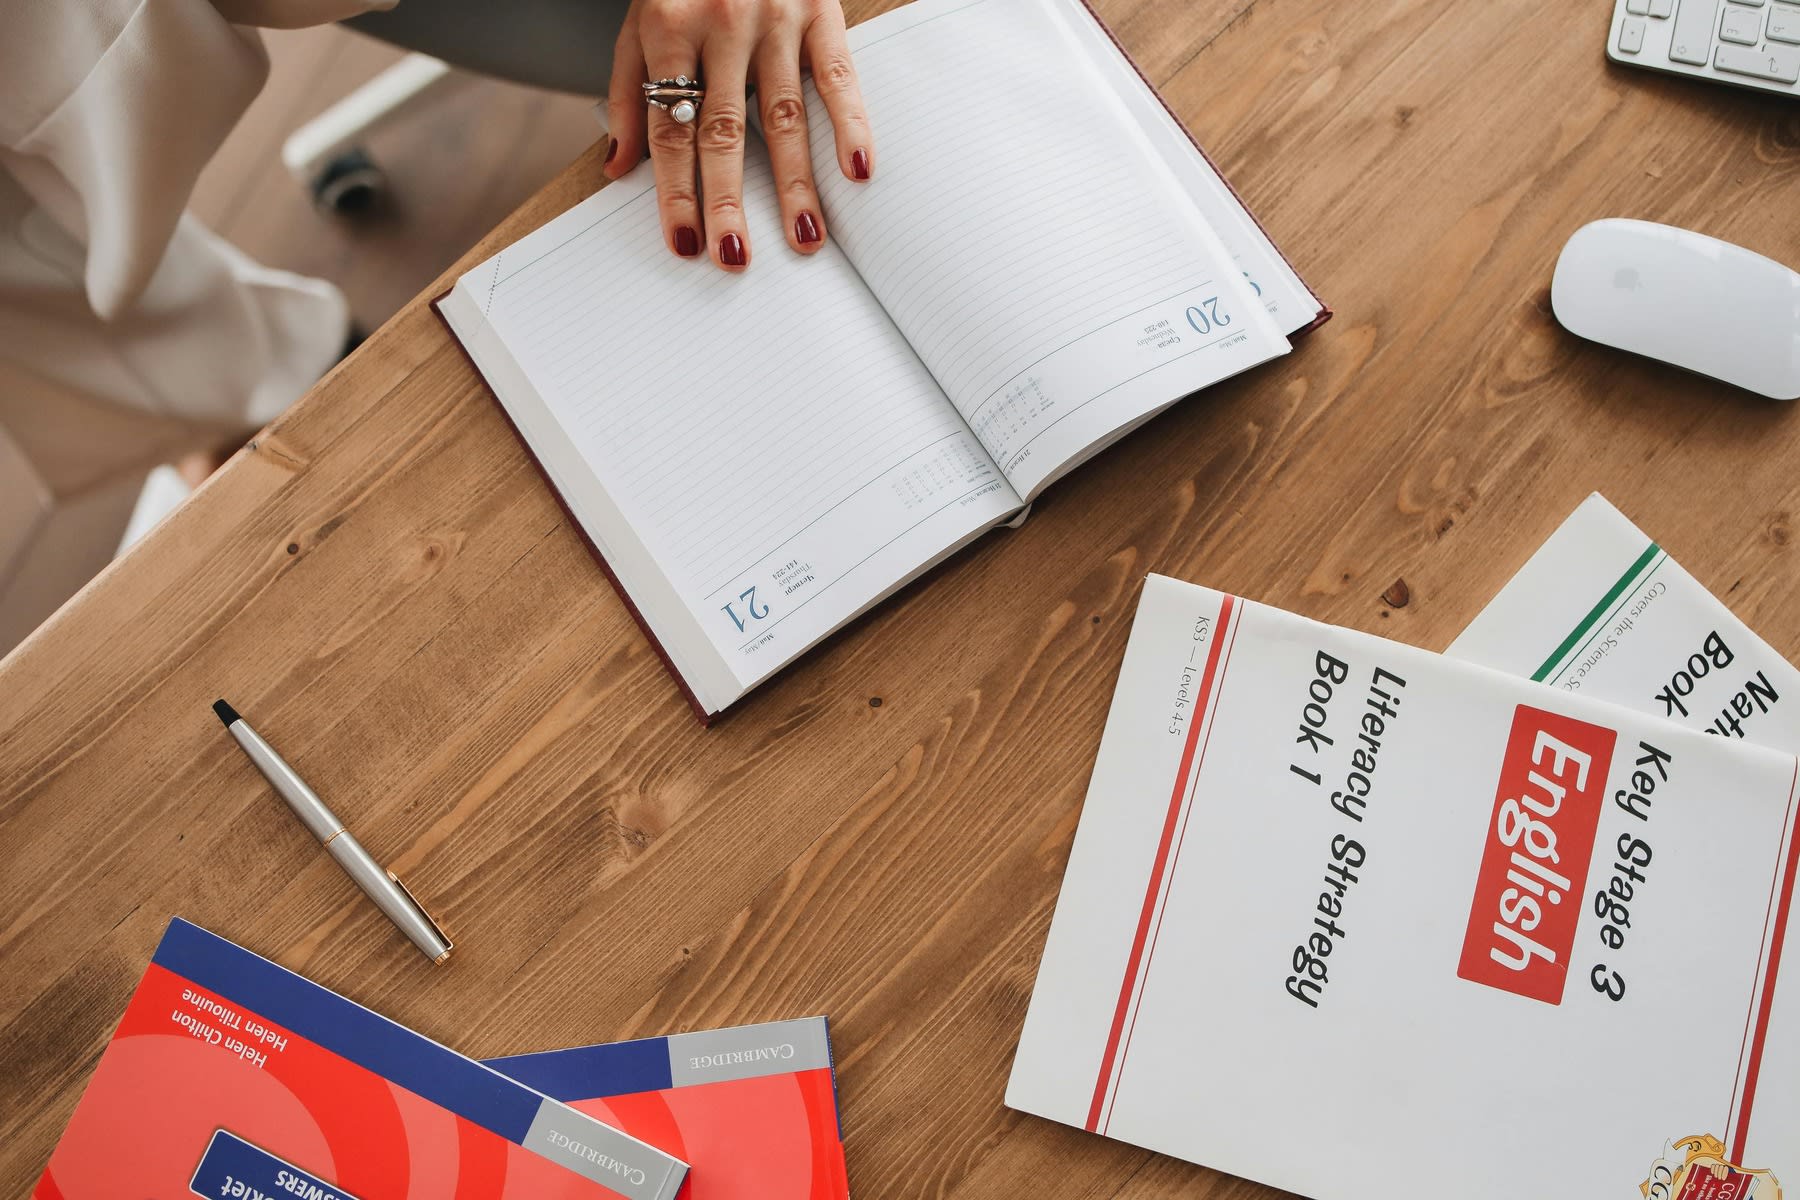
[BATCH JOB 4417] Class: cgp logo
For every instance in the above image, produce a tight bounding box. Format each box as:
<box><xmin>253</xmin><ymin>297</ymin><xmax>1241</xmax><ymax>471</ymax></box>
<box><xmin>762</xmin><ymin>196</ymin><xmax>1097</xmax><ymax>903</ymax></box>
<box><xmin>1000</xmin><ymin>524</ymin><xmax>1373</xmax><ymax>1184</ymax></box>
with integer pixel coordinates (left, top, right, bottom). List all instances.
<box><xmin>1640</xmin><ymin>1134</ymin><xmax>1783</xmax><ymax>1200</ymax></box>
<box><xmin>1457</xmin><ymin>706</ymin><xmax>1617</xmax><ymax>1005</ymax></box>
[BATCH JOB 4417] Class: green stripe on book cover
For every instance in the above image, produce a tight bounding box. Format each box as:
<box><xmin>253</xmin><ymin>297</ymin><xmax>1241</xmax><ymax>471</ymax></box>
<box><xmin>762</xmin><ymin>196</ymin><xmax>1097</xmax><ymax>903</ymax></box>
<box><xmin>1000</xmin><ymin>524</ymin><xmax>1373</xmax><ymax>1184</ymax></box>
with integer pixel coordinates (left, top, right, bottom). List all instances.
<box><xmin>1531</xmin><ymin>541</ymin><xmax>1664</xmax><ymax>684</ymax></box>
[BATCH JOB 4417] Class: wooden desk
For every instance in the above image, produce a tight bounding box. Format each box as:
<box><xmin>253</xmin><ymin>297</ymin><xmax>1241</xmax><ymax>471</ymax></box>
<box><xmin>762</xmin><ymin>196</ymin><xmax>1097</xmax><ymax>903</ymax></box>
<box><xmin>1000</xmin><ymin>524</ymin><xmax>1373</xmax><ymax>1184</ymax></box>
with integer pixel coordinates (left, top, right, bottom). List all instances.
<box><xmin>3</xmin><ymin>1</ymin><xmax>1797</xmax><ymax>1193</ymax></box>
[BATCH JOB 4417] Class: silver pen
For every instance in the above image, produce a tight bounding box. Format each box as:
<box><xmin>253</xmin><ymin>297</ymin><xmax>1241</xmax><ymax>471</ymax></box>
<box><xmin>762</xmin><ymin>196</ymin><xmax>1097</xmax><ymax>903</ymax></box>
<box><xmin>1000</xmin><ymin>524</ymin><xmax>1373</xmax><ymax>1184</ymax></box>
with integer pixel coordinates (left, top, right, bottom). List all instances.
<box><xmin>212</xmin><ymin>699</ymin><xmax>454</xmax><ymax>964</ymax></box>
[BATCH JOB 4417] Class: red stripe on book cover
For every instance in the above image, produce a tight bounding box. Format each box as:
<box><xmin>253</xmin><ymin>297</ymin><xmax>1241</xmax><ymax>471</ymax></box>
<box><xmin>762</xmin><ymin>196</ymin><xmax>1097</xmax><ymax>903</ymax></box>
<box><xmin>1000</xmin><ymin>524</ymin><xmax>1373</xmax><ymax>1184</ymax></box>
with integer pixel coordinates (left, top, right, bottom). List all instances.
<box><xmin>1729</xmin><ymin>759</ymin><xmax>1800</xmax><ymax>1161</ymax></box>
<box><xmin>1105</xmin><ymin>604</ymin><xmax>1241</xmax><ymax>1137</ymax></box>
<box><xmin>1085</xmin><ymin>592</ymin><xmax>1237</xmax><ymax>1133</ymax></box>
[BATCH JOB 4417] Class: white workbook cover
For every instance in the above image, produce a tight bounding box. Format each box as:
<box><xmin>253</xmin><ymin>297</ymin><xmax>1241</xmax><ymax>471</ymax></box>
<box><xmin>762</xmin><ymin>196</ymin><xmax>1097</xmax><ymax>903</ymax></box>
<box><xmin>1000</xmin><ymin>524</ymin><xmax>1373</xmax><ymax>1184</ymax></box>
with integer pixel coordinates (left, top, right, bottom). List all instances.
<box><xmin>1451</xmin><ymin>492</ymin><xmax>1799</xmax><ymax>749</ymax></box>
<box><xmin>1007</xmin><ymin>573</ymin><xmax>1798</xmax><ymax>1199</ymax></box>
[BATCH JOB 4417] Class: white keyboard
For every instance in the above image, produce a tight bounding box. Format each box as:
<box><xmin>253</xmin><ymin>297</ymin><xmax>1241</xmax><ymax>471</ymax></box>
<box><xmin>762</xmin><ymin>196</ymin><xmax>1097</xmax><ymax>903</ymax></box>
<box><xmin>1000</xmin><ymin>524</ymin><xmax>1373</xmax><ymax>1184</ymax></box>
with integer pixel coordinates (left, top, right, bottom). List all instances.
<box><xmin>1609</xmin><ymin>0</ymin><xmax>1800</xmax><ymax>96</ymax></box>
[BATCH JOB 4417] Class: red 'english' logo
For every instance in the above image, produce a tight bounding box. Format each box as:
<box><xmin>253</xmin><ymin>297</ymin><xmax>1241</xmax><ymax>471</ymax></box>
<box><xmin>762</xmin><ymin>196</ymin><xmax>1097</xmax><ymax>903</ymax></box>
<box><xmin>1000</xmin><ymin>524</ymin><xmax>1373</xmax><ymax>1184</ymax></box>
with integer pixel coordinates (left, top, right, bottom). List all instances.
<box><xmin>1457</xmin><ymin>706</ymin><xmax>1617</xmax><ymax>1004</ymax></box>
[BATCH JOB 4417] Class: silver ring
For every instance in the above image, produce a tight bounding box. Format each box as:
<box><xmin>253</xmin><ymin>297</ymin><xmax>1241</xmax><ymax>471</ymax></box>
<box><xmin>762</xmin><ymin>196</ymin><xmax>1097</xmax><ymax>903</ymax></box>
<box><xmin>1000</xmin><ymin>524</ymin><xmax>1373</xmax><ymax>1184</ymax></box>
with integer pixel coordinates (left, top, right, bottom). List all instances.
<box><xmin>644</xmin><ymin>76</ymin><xmax>703</xmax><ymax>125</ymax></box>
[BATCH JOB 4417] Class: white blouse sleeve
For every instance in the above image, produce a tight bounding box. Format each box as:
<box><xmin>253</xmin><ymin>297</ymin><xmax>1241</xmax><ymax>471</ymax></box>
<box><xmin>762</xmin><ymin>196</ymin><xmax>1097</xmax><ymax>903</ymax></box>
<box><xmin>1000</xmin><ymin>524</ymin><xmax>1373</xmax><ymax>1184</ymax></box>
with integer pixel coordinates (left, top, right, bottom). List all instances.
<box><xmin>0</xmin><ymin>0</ymin><xmax>387</xmax><ymax>319</ymax></box>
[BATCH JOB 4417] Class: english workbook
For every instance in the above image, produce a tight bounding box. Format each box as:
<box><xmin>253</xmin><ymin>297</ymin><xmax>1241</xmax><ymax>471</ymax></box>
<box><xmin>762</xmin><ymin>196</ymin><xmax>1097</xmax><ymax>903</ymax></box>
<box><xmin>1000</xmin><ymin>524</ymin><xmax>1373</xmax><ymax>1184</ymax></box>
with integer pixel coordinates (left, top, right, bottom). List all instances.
<box><xmin>1008</xmin><ymin>574</ymin><xmax>1796</xmax><ymax>1200</ymax></box>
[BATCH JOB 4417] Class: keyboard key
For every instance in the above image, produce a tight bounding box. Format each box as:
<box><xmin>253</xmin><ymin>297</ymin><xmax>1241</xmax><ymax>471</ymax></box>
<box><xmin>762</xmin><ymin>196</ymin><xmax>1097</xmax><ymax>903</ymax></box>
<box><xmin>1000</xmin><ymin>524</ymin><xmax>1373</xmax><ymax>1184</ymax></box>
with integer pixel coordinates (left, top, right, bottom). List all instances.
<box><xmin>1627</xmin><ymin>0</ymin><xmax>1650</xmax><ymax>11</ymax></box>
<box><xmin>1669</xmin><ymin>0</ymin><xmax>1719</xmax><ymax>62</ymax></box>
<box><xmin>1620</xmin><ymin>15</ymin><xmax>1649</xmax><ymax>49</ymax></box>
<box><xmin>1715</xmin><ymin>40</ymin><xmax>1800</xmax><ymax>78</ymax></box>
<box><xmin>1770</xmin><ymin>4</ymin><xmax>1800</xmax><ymax>41</ymax></box>
<box><xmin>1731</xmin><ymin>0</ymin><xmax>1765</xmax><ymax>7</ymax></box>
<box><xmin>1650</xmin><ymin>0</ymin><xmax>1674</xmax><ymax>14</ymax></box>
<box><xmin>1721</xmin><ymin>5</ymin><xmax>1764</xmax><ymax>39</ymax></box>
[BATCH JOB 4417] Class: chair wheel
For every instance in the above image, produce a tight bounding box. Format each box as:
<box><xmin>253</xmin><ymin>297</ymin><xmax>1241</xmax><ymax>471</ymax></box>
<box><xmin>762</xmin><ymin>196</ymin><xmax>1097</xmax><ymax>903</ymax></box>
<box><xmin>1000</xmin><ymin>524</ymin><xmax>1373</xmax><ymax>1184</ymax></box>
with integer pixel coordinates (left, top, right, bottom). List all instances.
<box><xmin>309</xmin><ymin>147</ymin><xmax>385</xmax><ymax>216</ymax></box>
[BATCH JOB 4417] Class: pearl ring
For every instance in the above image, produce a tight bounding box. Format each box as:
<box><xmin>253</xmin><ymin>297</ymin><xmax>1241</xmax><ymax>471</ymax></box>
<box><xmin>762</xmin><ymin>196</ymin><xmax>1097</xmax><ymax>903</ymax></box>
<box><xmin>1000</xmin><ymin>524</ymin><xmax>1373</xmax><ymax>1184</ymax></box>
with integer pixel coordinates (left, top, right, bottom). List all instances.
<box><xmin>644</xmin><ymin>77</ymin><xmax>704</xmax><ymax>125</ymax></box>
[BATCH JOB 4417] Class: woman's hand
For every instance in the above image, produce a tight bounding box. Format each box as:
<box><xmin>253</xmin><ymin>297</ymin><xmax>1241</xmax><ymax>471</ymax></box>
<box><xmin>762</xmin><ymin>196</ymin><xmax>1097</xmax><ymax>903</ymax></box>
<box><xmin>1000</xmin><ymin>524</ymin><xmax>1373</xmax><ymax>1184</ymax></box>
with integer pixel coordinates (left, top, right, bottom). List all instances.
<box><xmin>603</xmin><ymin>0</ymin><xmax>873</xmax><ymax>270</ymax></box>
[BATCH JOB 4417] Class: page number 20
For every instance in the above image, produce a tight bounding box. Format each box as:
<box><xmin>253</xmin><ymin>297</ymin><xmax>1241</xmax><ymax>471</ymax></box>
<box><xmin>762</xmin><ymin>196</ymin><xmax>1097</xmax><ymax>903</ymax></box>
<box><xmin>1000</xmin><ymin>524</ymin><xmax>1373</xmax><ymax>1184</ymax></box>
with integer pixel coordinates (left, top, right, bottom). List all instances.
<box><xmin>1185</xmin><ymin>297</ymin><xmax>1231</xmax><ymax>335</ymax></box>
<box><xmin>722</xmin><ymin>586</ymin><xmax>770</xmax><ymax>633</ymax></box>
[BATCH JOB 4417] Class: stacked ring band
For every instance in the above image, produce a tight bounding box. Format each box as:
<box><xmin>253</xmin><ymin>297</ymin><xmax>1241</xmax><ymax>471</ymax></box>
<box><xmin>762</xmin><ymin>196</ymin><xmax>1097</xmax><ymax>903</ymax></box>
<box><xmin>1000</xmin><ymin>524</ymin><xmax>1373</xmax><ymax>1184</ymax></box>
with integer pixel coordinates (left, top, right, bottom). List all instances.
<box><xmin>644</xmin><ymin>76</ymin><xmax>705</xmax><ymax>124</ymax></box>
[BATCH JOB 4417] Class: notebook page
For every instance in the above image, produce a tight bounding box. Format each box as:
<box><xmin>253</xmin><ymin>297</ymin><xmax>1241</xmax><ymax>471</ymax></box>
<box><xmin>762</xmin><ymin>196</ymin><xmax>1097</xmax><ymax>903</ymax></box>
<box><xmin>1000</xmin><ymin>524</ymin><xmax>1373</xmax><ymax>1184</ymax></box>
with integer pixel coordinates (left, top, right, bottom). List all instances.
<box><xmin>441</xmin><ymin>148</ymin><xmax>1022</xmax><ymax>702</ymax></box>
<box><xmin>809</xmin><ymin>0</ymin><xmax>1288</xmax><ymax>500</ymax></box>
<box><xmin>1045</xmin><ymin>0</ymin><xmax>1320</xmax><ymax>334</ymax></box>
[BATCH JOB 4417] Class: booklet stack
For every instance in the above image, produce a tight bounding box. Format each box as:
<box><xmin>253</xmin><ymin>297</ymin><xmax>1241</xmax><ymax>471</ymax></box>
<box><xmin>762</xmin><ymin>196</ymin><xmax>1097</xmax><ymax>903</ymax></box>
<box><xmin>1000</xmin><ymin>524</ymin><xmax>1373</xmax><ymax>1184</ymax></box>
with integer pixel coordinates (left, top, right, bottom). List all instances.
<box><xmin>36</xmin><ymin>919</ymin><xmax>846</xmax><ymax>1200</ymax></box>
<box><xmin>1007</xmin><ymin>494</ymin><xmax>1797</xmax><ymax>1200</ymax></box>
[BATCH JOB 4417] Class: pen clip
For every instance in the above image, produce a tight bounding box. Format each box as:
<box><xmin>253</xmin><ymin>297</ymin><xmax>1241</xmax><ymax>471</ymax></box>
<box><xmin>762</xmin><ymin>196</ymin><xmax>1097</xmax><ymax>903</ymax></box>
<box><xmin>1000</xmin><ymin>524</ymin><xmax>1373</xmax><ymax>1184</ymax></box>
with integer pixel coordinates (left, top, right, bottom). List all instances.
<box><xmin>386</xmin><ymin>867</ymin><xmax>454</xmax><ymax>962</ymax></box>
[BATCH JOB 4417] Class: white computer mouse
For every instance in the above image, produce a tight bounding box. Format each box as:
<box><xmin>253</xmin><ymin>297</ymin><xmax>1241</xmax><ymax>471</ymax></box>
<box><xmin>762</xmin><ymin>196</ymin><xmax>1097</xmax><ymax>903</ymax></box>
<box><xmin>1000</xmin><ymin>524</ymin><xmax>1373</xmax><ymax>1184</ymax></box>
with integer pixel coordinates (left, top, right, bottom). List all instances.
<box><xmin>1551</xmin><ymin>218</ymin><xmax>1800</xmax><ymax>401</ymax></box>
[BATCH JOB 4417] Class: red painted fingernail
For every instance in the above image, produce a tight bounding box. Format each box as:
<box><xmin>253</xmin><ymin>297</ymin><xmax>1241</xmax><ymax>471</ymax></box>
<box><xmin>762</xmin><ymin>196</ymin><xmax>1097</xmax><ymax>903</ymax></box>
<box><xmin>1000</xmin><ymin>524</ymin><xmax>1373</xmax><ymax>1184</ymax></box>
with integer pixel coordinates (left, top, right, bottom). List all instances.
<box><xmin>720</xmin><ymin>233</ymin><xmax>746</xmax><ymax>266</ymax></box>
<box><xmin>674</xmin><ymin>226</ymin><xmax>699</xmax><ymax>257</ymax></box>
<box><xmin>852</xmin><ymin>149</ymin><xmax>871</xmax><ymax>180</ymax></box>
<box><xmin>604</xmin><ymin>139</ymin><xmax>617</xmax><ymax>165</ymax></box>
<box><xmin>795</xmin><ymin>212</ymin><xmax>821</xmax><ymax>245</ymax></box>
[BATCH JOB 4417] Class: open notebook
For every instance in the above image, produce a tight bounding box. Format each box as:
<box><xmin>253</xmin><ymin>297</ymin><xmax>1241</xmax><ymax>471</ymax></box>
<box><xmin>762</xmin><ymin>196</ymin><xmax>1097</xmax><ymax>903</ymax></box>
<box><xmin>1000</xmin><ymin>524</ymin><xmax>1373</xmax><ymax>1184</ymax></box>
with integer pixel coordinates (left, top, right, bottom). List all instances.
<box><xmin>438</xmin><ymin>0</ymin><xmax>1328</xmax><ymax>719</ymax></box>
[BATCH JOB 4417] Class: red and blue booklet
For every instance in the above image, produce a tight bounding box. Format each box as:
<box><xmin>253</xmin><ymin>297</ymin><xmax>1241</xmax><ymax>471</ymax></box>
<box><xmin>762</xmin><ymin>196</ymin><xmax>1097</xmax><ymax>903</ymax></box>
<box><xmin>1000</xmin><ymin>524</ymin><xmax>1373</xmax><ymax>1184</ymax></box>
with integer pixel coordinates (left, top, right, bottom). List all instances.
<box><xmin>37</xmin><ymin>919</ymin><xmax>850</xmax><ymax>1200</ymax></box>
<box><xmin>36</xmin><ymin>919</ymin><xmax>688</xmax><ymax>1200</ymax></box>
<box><xmin>488</xmin><ymin>1018</ymin><xmax>849</xmax><ymax>1200</ymax></box>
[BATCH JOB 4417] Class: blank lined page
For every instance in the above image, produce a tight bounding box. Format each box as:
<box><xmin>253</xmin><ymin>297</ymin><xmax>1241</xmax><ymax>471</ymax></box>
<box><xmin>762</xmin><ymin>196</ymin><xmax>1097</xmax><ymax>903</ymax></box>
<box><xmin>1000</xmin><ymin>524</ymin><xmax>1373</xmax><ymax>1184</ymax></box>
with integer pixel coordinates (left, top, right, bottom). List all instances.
<box><xmin>1045</xmin><ymin>0</ymin><xmax>1320</xmax><ymax>335</ymax></box>
<box><xmin>812</xmin><ymin>0</ymin><xmax>1288</xmax><ymax>498</ymax></box>
<box><xmin>457</xmin><ymin>146</ymin><xmax>1022</xmax><ymax>691</ymax></box>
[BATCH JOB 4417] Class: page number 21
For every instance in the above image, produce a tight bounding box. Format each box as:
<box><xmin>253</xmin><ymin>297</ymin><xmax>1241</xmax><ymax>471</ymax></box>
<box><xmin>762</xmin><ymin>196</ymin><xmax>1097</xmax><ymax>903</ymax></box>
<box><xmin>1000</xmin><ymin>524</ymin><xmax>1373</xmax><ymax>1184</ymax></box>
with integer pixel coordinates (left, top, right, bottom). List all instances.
<box><xmin>1185</xmin><ymin>297</ymin><xmax>1231</xmax><ymax>335</ymax></box>
<box><xmin>722</xmin><ymin>586</ymin><xmax>770</xmax><ymax>633</ymax></box>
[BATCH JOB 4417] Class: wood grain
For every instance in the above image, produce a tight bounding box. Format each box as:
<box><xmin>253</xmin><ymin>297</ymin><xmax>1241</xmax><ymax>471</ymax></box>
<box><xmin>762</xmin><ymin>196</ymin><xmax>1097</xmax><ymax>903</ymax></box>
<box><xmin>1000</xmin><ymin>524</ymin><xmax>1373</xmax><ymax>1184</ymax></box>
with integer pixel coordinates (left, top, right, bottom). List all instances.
<box><xmin>4</xmin><ymin>1</ymin><xmax>1800</xmax><ymax>1195</ymax></box>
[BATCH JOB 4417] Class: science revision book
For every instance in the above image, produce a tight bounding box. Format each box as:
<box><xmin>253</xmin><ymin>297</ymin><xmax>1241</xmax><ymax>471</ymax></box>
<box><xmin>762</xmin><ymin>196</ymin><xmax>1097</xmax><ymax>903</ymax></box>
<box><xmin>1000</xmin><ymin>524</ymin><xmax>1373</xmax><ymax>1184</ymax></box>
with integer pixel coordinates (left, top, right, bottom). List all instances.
<box><xmin>1452</xmin><ymin>492</ymin><xmax>1800</xmax><ymax>750</ymax></box>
